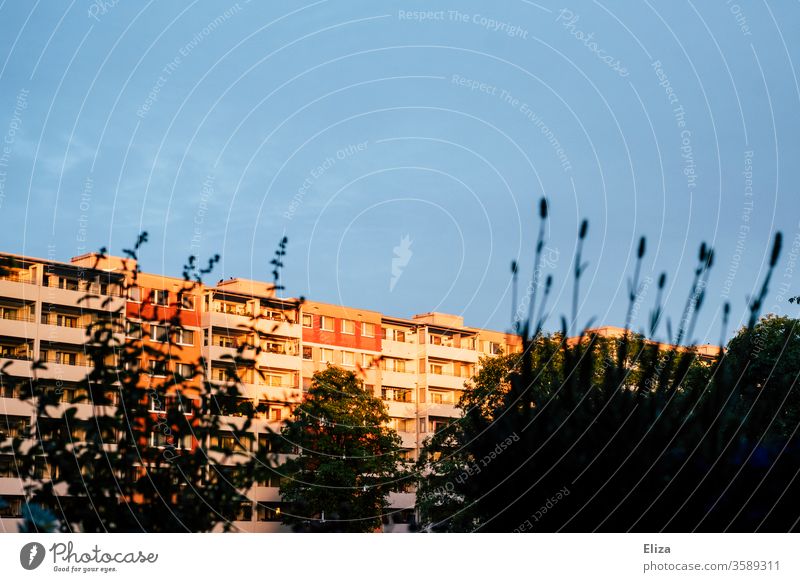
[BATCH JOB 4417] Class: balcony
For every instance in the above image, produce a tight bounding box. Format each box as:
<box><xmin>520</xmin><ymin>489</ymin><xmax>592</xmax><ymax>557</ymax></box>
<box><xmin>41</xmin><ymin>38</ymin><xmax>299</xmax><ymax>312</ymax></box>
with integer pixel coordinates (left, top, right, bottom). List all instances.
<box><xmin>39</xmin><ymin>281</ymin><xmax>125</xmax><ymax>312</ymax></box>
<box><xmin>256</xmin><ymin>351</ymin><xmax>300</xmax><ymax>371</ymax></box>
<box><xmin>424</xmin><ymin>371</ymin><xmax>470</xmax><ymax>390</ymax></box>
<box><xmin>385</xmin><ymin>401</ymin><xmax>416</xmax><ymax>418</ymax></box>
<box><xmin>0</xmin><ymin>276</ymin><xmax>37</xmax><ymax>301</ymax></box>
<box><xmin>204</xmin><ymin>309</ymin><xmax>301</xmax><ymax>339</ymax></box>
<box><xmin>424</xmin><ymin>342</ymin><xmax>479</xmax><ymax>363</ymax></box>
<box><xmin>0</xmin><ymin>310</ymin><xmax>36</xmax><ymax>339</ymax></box>
<box><xmin>381</xmin><ymin>339</ymin><xmax>417</xmax><ymax>359</ymax></box>
<box><xmin>381</xmin><ymin>368</ymin><xmax>416</xmax><ymax>387</ymax></box>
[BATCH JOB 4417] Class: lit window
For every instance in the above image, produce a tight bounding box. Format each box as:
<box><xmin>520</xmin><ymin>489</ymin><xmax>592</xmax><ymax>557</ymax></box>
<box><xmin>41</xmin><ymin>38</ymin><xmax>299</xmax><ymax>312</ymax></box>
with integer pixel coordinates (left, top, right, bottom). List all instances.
<box><xmin>383</xmin><ymin>358</ymin><xmax>406</xmax><ymax>373</ymax></box>
<box><xmin>149</xmin><ymin>359</ymin><xmax>168</xmax><ymax>377</ymax></box>
<box><xmin>342</xmin><ymin>351</ymin><xmax>355</xmax><ymax>366</ymax></box>
<box><xmin>128</xmin><ymin>286</ymin><xmax>142</xmax><ymax>302</ymax></box>
<box><xmin>176</xmin><ymin>328</ymin><xmax>195</xmax><ymax>346</ymax></box>
<box><xmin>149</xmin><ymin>394</ymin><xmax>166</xmax><ymax>413</ymax></box>
<box><xmin>341</xmin><ymin>319</ymin><xmax>355</xmax><ymax>334</ymax></box>
<box><xmin>320</xmin><ymin>316</ymin><xmax>334</xmax><ymax>332</ymax></box>
<box><xmin>151</xmin><ymin>324</ymin><xmax>168</xmax><ymax>343</ymax></box>
<box><xmin>126</xmin><ymin>320</ymin><xmax>143</xmax><ymax>339</ymax></box>
<box><xmin>302</xmin><ymin>314</ymin><xmax>313</xmax><ymax>328</ymax></box>
<box><xmin>320</xmin><ymin>348</ymin><xmax>333</xmax><ymax>363</ymax></box>
<box><xmin>180</xmin><ymin>294</ymin><xmax>195</xmax><ymax>310</ymax></box>
<box><xmin>175</xmin><ymin>363</ymin><xmax>193</xmax><ymax>378</ymax></box>
<box><xmin>362</xmin><ymin>353</ymin><xmax>373</xmax><ymax>367</ymax></box>
<box><xmin>152</xmin><ymin>289</ymin><xmax>169</xmax><ymax>306</ymax></box>
<box><xmin>362</xmin><ymin>322</ymin><xmax>375</xmax><ymax>337</ymax></box>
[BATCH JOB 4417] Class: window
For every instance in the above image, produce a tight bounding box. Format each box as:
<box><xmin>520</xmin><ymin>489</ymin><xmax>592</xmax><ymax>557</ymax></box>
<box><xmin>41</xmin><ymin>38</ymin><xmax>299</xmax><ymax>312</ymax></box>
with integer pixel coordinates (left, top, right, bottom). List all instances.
<box><xmin>149</xmin><ymin>394</ymin><xmax>166</xmax><ymax>413</ymax></box>
<box><xmin>176</xmin><ymin>396</ymin><xmax>193</xmax><ymax>415</ymax></box>
<box><xmin>0</xmin><ymin>496</ymin><xmax>23</xmax><ymax>518</ymax></box>
<box><xmin>56</xmin><ymin>314</ymin><xmax>78</xmax><ymax>328</ymax></box>
<box><xmin>302</xmin><ymin>346</ymin><xmax>312</xmax><ymax>360</ymax></box>
<box><xmin>151</xmin><ymin>324</ymin><xmax>168</xmax><ymax>343</ymax></box>
<box><xmin>320</xmin><ymin>348</ymin><xmax>333</xmax><ymax>363</ymax></box>
<box><xmin>383</xmin><ymin>358</ymin><xmax>406</xmax><ymax>373</ymax></box>
<box><xmin>179</xmin><ymin>294</ymin><xmax>195</xmax><ymax>310</ymax></box>
<box><xmin>341</xmin><ymin>351</ymin><xmax>355</xmax><ymax>366</ymax></box>
<box><xmin>152</xmin><ymin>289</ymin><xmax>169</xmax><ymax>306</ymax></box>
<box><xmin>484</xmin><ymin>341</ymin><xmax>501</xmax><ymax>355</ymax></box>
<box><xmin>54</xmin><ymin>351</ymin><xmax>77</xmax><ymax>366</ymax></box>
<box><xmin>128</xmin><ymin>286</ymin><xmax>141</xmax><ymax>302</ymax></box>
<box><xmin>0</xmin><ymin>415</ymin><xmax>28</xmax><ymax>439</ymax></box>
<box><xmin>385</xmin><ymin>328</ymin><xmax>407</xmax><ymax>342</ymax></box>
<box><xmin>175</xmin><ymin>362</ymin><xmax>193</xmax><ymax>378</ymax></box>
<box><xmin>262</xmin><ymin>374</ymin><xmax>285</xmax><ymax>387</ymax></box>
<box><xmin>269</xmin><ymin>407</ymin><xmax>283</xmax><ymax>421</ymax></box>
<box><xmin>390</xmin><ymin>417</ymin><xmax>414</xmax><ymax>432</ymax></box>
<box><xmin>341</xmin><ymin>319</ymin><xmax>355</xmax><ymax>334</ymax></box>
<box><xmin>381</xmin><ymin>387</ymin><xmax>412</xmax><ymax>403</ymax></box>
<box><xmin>212</xmin><ymin>432</ymin><xmax>251</xmax><ymax>452</ymax></box>
<box><xmin>362</xmin><ymin>353</ymin><xmax>373</xmax><ymax>367</ymax></box>
<box><xmin>302</xmin><ymin>314</ymin><xmax>313</xmax><ymax>328</ymax></box>
<box><xmin>362</xmin><ymin>322</ymin><xmax>375</xmax><ymax>337</ymax></box>
<box><xmin>149</xmin><ymin>359</ymin><xmax>168</xmax><ymax>377</ymax></box>
<box><xmin>215</xmin><ymin>334</ymin><xmax>237</xmax><ymax>348</ymax></box>
<box><xmin>257</xmin><ymin>504</ymin><xmax>283</xmax><ymax>522</ymax></box>
<box><xmin>126</xmin><ymin>320</ymin><xmax>143</xmax><ymax>339</ymax></box>
<box><xmin>429</xmin><ymin>363</ymin><xmax>444</xmax><ymax>375</ymax></box>
<box><xmin>320</xmin><ymin>316</ymin><xmax>334</xmax><ymax>332</ymax></box>
<box><xmin>150</xmin><ymin>431</ymin><xmax>170</xmax><ymax>448</ymax></box>
<box><xmin>175</xmin><ymin>328</ymin><xmax>195</xmax><ymax>346</ymax></box>
<box><xmin>429</xmin><ymin>391</ymin><xmax>451</xmax><ymax>404</ymax></box>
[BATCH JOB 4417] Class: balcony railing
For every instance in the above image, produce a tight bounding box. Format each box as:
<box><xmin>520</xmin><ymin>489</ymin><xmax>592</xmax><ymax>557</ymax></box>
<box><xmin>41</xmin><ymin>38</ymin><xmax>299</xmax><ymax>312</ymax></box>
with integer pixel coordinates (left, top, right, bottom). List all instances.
<box><xmin>0</xmin><ymin>350</ymin><xmax>33</xmax><ymax>361</ymax></box>
<box><xmin>42</xmin><ymin>279</ymin><xmax>125</xmax><ymax>297</ymax></box>
<box><xmin>40</xmin><ymin>314</ymin><xmax>116</xmax><ymax>329</ymax></box>
<box><xmin>0</xmin><ymin>273</ymin><xmax>34</xmax><ymax>284</ymax></box>
<box><xmin>0</xmin><ymin>311</ymin><xmax>36</xmax><ymax>323</ymax></box>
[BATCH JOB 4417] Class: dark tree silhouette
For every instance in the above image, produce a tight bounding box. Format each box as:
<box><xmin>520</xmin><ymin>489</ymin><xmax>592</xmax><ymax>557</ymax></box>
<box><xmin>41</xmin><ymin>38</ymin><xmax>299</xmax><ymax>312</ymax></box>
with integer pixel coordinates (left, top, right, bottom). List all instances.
<box><xmin>417</xmin><ymin>200</ymin><xmax>799</xmax><ymax>532</ymax></box>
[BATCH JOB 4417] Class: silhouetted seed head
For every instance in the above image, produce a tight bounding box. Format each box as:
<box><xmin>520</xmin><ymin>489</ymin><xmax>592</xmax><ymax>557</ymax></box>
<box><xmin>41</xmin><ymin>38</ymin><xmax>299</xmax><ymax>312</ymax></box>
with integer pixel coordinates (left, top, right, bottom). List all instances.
<box><xmin>723</xmin><ymin>302</ymin><xmax>730</xmax><ymax>316</ymax></box>
<box><xmin>658</xmin><ymin>273</ymin><xmax>666</xmax><ymax>288</ymax></box>
<box><xmin>545</xmin><ymin>274</ymin><xmax>553</xmax><ymax>290</ymax></box>
<box><xmin>770</xmin><ymin>232</ymin><xmax>782</xmax><ymax>267</ymax></box>
<box><xmin>579</xmin><ymin>220</ymin><xmax>588</xmax><ymax>240</ymax></box>
<box><xmin>539</xmin><ymin>198</ymin><xmax>548</xmax><ymax>219</ymax></box>
<box><xmin>511</xmin><ymin>260</ymin><xmax>518</xmax><ymax>274</ymax></box>
<box><xmin>699</xmin><ymin>242</ymin><xmax>707</xmax><ymax>263</ymax></box>
<box><xmin>637</xmin><ymin>237</ymin><xmax>646</xmax><ymax>259</ymax></box>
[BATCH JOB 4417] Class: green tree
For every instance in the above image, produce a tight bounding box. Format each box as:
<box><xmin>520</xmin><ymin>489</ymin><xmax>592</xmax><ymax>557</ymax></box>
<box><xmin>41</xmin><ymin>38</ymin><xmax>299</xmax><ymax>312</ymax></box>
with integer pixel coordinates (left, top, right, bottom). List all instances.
<box><xmin>278</xmin><ymin>366</ymin><xmax>407</xmax><ymax>532</ymax></box>
<box><xmin>724</xmin><ymin>314</ymin><xmax>800</xmax><ymax>440</ymax></box>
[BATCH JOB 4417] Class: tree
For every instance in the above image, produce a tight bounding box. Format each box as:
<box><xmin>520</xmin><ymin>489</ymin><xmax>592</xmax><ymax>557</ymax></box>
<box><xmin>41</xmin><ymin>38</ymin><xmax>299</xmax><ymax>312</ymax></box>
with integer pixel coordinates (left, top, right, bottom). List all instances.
<box><xmin>724</xmin><ymin>314</ymin><xmax>800</xmax><ymax>440</ymax></box>
<box><xmin>278</xmin><ymin>366</ymin><xmax>408</xmax><ymax>532</ymax></box>
<box><xmin>417</xmin><ymin>200</ymin><xmax>800</xmax><ymax>532</ymax></box>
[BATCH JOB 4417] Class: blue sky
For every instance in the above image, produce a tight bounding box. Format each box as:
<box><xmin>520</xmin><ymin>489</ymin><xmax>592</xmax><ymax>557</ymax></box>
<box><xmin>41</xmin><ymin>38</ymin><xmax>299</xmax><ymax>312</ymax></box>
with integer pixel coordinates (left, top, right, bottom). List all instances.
<box><xmin>0</xmin><ymin>0</ymin><xmax>798</xmax><ymax>344</ymax></box>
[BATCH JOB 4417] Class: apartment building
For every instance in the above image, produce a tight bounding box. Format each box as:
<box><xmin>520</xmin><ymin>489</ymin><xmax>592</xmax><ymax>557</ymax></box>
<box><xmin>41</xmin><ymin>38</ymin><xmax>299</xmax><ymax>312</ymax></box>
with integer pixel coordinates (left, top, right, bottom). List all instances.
<box><xmin>0</xmin><ymin>252</ymin><xmax>125</xmax><ymax>530</ymax></box>
<box><xmin>1</xmin><ymin>250</ymin><xmax>712</xmax><ymax>532</ymax></box>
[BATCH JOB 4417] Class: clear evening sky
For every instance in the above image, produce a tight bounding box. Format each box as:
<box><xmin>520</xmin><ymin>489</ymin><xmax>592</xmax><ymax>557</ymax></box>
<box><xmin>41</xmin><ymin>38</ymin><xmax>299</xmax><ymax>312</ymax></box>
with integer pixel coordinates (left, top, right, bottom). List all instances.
<box><xmin>1</xmin><ymin>0</ymin><xmax>798</xmax><ymax>344</ymax></box>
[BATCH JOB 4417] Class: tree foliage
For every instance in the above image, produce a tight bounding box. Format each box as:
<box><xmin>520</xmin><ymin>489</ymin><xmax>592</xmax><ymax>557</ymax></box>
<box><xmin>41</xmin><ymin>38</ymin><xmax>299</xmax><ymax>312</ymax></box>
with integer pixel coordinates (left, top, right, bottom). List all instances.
<box><xmin>278</xmin><ymin>366</ymin><xmax>408</xmax><ymax>532</ymax></box>
<box><xmin>417</xmin><ymin>202</ymin><xmax>800</xmax><ymax>532</ymax></box>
